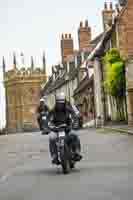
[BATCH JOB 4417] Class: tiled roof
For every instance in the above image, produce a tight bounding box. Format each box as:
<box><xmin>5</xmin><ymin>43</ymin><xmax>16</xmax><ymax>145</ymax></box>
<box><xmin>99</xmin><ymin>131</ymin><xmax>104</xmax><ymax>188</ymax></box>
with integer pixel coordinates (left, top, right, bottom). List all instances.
<box><xmin>90</xmin><ymin>33</ymin><xmax>104</xmax><ymax>45</ymax></box>
<box><xmin>51</xmin><ymin>75</ymin><xmax>68</xmax><ymax>91</ymax></box>
<box><xmin>85</xmin><ymin>27</ymin><xmax>113</xmax><ymax>63</ymax></box>
<box><xmin>94</xmin><ymin>28</ymin><xmax>113</xmax><ymax>57</ymax></box>
<box><xmin>42</xmin><ymin>77</ymin><xmax>53</xmax><ymax>94</ymax></box>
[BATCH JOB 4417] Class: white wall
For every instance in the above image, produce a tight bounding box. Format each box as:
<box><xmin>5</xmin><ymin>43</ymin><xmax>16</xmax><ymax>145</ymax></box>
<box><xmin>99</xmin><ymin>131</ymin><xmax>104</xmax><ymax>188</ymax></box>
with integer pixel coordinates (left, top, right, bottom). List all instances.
<box><xmin>46</xmin><ymin>76</ymin><xmax>78</xmax><ymax>108</ymax></box>
<box><xmin>94</xmin><ymin>58</ymin><xmax>104</xmax><ymax>126</ymax></box>
<box><xmin>47</xmin><ymin>93</ymin><xmax>55</xmax><ymax>109</ymax></box>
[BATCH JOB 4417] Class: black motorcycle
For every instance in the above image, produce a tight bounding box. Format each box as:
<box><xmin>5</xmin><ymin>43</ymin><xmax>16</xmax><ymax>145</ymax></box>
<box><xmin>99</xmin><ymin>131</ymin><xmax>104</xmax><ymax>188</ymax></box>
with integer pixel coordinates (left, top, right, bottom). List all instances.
<box><xmin>40</xmin><ymin>111</ymin><xmax>49</xmax><ymax>135</ymax></box>
<box><xmin>49</xmin><ymin>124</ymin><xmax>76</xmax><ymax>174</ymax></box>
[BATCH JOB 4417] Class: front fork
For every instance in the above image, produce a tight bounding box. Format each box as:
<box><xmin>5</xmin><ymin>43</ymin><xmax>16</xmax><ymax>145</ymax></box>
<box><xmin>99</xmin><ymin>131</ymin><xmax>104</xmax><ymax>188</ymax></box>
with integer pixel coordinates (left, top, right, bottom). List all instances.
<box><xmin>56</xmin><ymin>137</ymin><xmax>65</xmax><ymax>161</ymax></box>
<box><xmin>56</xmin><ymin>136</ymin><xmax>74</xmax><ymax>162</ymax></box>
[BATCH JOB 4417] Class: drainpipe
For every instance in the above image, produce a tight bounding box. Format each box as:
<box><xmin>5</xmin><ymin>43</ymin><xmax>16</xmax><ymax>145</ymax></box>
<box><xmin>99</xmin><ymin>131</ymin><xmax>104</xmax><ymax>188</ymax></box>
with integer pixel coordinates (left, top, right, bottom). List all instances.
<box><xmin>100</xmin><ymin>59</ymin><xmax>106</xmax><ymax>125</ymax></box>
<box><xmin>93</xmin><ymin>80</ymin><xmax>97</xmax><ymax>128</ymax></box>
<box><xmin>68</xmin><ymin>82</ymin><xmax>71</xmax><ymax>102</ymax></box>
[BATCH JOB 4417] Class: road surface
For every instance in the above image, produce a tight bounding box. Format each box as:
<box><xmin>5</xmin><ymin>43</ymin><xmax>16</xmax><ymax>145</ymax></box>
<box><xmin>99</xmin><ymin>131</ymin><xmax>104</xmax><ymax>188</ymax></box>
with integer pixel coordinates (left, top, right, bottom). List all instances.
<box><xmin>0</xmin><ymin>128</ymin><xmax>132</xmax><ymax>200</ymax></box>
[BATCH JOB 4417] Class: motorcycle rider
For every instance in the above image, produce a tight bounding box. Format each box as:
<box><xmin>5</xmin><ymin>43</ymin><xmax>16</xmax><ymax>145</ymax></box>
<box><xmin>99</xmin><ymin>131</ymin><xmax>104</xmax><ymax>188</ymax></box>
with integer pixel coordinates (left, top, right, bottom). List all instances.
<box><xmin>37</xmin><ymin>97</ymin><xmax>49</xmax><ymax>131</ymax></box>
<box><xmin>48</xmin><ymin>92</ymin><xmax>82</xmax><ymax>165</ymax></box>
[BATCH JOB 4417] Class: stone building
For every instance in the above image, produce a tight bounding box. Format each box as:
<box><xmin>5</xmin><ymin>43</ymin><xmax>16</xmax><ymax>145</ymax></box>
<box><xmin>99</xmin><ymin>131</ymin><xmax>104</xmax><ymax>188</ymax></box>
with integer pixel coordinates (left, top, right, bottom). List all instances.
<box><xmin>42</xmin><ymin>20</ymin><xmax>93</xmax><ymax>108</ymax></box>
<box><xmin>42</xmin><ymin>20</ymin><xmax>102</xmax><ymax>114</ymax></box>
<box><xmin>101</xmin><ymin>0</ymin><xmax>133</xmax><ymax>125</ymax></box>
<box><xmin>2</xmin><ymin>53</ymin><xmax>47</xmax><ymax>133</ymax></box>
<box><xmin>83</xmin><ymin>0</ymin><xmax>133</xmax><ymax>127</ymax></box>
<box><xmin>42</xmin><ymin>52</ymin><xmax>84</xmax><ymax>109</ymax></box>
<box><xmin>80</xmin><ymin>3</ymin><xmax>119</xmax><ymax>127</ymax></box>
<box><xmin>73</xmin><ymin>33</ymin><xmax>103</xmax><ymax>123</ymax></box>
<box><xmin>126</xmin><ymin>57</ymin><xmax>133</xmax><ymax>125</ymax></box>
<box><xmin>43</xmin><ymin>0</ymin><xmax>133</xmax><ymax>126</ymax></box>
<box><xmin>117</xmin><ymin>0</ymin><xmax>133</xmax><ymax>125</ymax></box>
<box><xmin>73</xmin><ymin>75</ymin><xmax>94</xmax><ymax>122</ymax></box>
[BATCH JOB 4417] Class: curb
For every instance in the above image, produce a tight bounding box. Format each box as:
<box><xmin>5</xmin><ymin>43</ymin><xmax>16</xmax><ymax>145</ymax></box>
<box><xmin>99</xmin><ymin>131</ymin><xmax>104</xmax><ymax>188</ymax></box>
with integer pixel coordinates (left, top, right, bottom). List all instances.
<box><xmin>103</xmin><ymin>126</ymin><xmax>133</xmax><ymax>135</ymax></box>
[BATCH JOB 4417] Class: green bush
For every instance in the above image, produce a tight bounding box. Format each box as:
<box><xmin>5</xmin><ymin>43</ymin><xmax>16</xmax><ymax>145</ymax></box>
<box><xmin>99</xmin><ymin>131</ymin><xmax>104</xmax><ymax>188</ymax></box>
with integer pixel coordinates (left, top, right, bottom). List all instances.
<box><xmin>102</xmin><ymin>48</ymin><xmax>126</xmax><ymax>120</ymax></box>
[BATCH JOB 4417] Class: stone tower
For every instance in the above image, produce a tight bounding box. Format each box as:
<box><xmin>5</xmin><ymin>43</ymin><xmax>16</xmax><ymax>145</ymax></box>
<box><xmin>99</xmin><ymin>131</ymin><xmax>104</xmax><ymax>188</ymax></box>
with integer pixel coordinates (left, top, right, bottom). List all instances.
<box><xmin>102</xmin><ymin>2</ymin><xmax>115</xmax><ymax>31</ymax></box>
<box><xmin>3</xmin><ymin>54</ymin><xmax>47</xmax><ymax>133</ymax></box>
<box><xmin>78</xmin><ymin>20</ymin><xmax>92</xmax><ymax>50</ymax></box>
<box><xmin>61</xmin><ymin>34</ymin><xmax>74</xmax><ymax>62</ymax></box>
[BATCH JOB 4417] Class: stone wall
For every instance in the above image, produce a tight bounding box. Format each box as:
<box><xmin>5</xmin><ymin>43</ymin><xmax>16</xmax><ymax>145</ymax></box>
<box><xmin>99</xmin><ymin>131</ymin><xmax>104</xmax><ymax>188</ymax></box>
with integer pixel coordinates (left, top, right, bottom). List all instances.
<box><xmin>126</xmin><ymin>57</ymin><xmax>133</xmax><ymax>125</ymax></box>
<box><xmin>117</xmin><ymin>0</ymin><xmax>133</xmax><ymax>58</ymax></box>
<box><xmin>116</xmin><ymin>0</ymin><xmax>133</xmax><ymax>124</ymax></box>
<box><xmin>5</xmin><ymin>68</ymin><xmax>47</xmax><ymax>133</ymax></box>
<box><xmin>93</xmin><ymin>58</ymin><xmax>104</xmax><ymax>127</ymax></box>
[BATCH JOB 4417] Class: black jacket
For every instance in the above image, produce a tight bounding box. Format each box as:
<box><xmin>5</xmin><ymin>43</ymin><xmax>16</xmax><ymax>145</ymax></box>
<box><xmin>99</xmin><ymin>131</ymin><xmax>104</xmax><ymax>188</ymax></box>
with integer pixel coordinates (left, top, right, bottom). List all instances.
<box><xmin>49</xmin><ymin>101</ymin><xmax>76</xmax><ymax>127</ymax></box>
<box><xmin>37</xmin><ymin>104</ymin><xmax>49</xmax><ymax>117</ymax></box>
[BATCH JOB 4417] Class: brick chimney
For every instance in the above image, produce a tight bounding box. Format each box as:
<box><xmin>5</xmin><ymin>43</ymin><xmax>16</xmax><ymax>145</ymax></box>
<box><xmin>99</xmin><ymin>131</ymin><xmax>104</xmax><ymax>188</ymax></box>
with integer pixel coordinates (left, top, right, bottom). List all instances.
<box><xmin>119</xmin><ymin>0</ymin><xmax>127</xmax><ymax>6</ymax></box>
<box><xmin>61</xmin><ymin>33</ymin><xmax>74</xmax><ymax>62</ymax></box>
<box><xmin>102</xmin><ymin>2</ymin><xmax>115</xmax><ymax>31</ymax></box>
<box><xmin>78</xmin><ymin>20</ymin><xmax>91</xmax><ymax>50</ymax></box>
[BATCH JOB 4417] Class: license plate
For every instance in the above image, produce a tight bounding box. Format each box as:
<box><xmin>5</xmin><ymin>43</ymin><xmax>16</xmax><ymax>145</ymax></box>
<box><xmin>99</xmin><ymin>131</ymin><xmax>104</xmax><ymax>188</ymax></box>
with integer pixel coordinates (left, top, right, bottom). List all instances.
<box><xmin>60</xmin><ymin>139</ymin><xmax>64</xmax><ymax>145</ymax></box>
<box><xmin>42</xmin><ymin>116</ymin><xmax>46</xmax><ymax>120</ymax></box>
<box><xmin>59</xmin><ymin>131</ymin><xmax>65</xmax><ymax>137</ymax></box>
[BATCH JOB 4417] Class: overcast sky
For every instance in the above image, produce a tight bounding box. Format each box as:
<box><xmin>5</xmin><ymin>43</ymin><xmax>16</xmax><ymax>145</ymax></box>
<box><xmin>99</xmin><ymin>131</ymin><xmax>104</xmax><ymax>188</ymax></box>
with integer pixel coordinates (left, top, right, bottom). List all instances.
<box><xmin>0</xmin><ymin>0</ymin><xmax>116</xmax><ymax>128</ymax></box>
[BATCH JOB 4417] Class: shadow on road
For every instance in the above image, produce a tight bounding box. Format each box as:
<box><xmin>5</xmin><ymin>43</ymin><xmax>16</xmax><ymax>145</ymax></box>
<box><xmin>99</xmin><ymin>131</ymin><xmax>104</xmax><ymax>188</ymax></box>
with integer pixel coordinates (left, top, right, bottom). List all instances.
<box><xmin>7</xmin><ymin>160</ymin><xmax>133</xmax><ymax>180</ymax></box>
<box><xmin>11</xmin><ymin>166</ymin><xmax>82</xmax><ymax>178</ymax></box>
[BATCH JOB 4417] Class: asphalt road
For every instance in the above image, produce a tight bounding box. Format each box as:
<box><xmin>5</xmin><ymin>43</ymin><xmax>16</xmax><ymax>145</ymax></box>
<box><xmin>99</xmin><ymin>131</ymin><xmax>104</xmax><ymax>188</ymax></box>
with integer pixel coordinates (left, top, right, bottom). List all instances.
<box><xmin>0</xmin><ymin>128</ymin><xmax>132</xmax><ymax>200</ymax></box>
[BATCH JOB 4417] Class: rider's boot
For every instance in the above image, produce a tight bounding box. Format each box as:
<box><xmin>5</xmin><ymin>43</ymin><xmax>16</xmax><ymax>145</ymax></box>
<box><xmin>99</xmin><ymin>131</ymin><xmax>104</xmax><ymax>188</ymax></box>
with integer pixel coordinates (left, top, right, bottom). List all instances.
<box><xmin>72</xmin><ymin>147</ymin><xmax>82</xmax><ymax>162</ymax></box>
<box><xmin>74</xmin><ymin>153</ymin><xmax>82</xmax><ymax>161</ymax></box>
<box><xmin>52</xmin><ymin>155</ymin><xmax>60</xmax><ymax>165</ymax></box>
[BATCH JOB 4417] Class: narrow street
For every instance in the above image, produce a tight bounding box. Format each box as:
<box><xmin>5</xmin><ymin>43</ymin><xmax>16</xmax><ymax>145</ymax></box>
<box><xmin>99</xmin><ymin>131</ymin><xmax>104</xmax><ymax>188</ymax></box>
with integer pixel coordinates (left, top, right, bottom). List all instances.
<box><xmin>0</xmin><ymin>128</ymin><xmax>132</xmax><ymax>200</ymax></box>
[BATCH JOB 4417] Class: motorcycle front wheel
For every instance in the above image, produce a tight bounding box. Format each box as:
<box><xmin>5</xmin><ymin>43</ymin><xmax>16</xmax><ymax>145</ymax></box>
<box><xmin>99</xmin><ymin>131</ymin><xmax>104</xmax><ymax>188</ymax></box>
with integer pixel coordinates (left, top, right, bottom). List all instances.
<box><xmin>60</xmin><ymin>144</ymin><xmax>71</xmax><ymax>174</ymax></box>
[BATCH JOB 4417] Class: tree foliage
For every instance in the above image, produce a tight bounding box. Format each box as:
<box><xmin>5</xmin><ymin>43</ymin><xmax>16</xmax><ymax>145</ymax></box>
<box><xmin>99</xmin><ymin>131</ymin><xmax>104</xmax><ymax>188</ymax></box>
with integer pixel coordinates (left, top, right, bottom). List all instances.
<box><xmin>102</xmin><ymin>48</ymin><xmax>126</xmax><ymax>121</ymax></box>
<box><xmin>103</xmin><ymin>48</ymin><xmax>125</xmax><ymax>98</ymax></box>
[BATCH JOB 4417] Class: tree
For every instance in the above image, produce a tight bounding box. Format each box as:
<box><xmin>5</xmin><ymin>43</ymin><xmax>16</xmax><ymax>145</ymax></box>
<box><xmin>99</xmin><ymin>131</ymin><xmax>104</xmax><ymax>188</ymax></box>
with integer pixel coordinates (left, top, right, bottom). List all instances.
<box><xmin>102</xmin><ymin>48</ymin><xmax>126</xmax><ymax>120</ymax></box>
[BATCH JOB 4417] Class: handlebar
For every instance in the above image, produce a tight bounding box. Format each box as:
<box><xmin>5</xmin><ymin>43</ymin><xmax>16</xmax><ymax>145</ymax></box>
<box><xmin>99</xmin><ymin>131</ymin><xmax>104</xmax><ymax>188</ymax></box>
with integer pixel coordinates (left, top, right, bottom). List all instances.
<box><xmin>48</xmin><ymin>124</ymin><xmax>67</xmax><ymax>131</ymax></box>
<box><xmin>40</xmin><ymin>111</ymin><xmax>49</xmax><ymax>115</ymax></box>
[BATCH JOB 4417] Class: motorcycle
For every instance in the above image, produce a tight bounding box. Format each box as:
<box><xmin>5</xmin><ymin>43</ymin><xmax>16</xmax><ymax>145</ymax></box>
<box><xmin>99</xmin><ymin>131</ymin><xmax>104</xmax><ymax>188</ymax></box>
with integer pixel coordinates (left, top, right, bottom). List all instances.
<box><xmin>40</xmin><ymin>111</ymin><xmax>49</xmax><ymax>135</ymax></box>
<box><xmin>49</xmin><ymin>124</ymin><xmax>76</xmax><ymax>174</ymax></box>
